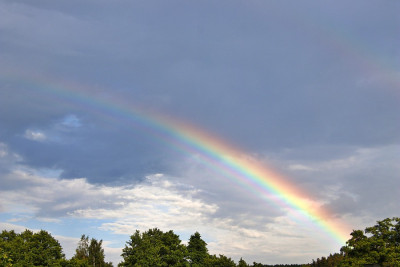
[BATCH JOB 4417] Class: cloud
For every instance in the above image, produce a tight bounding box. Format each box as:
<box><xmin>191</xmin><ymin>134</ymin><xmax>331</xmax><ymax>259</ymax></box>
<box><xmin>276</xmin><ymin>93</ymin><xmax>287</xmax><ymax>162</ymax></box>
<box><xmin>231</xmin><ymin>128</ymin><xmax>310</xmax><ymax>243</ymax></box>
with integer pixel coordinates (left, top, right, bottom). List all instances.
<box><xmin>0</xmin><ymin>146</ymin><xmax>219</xmax><ymax>232</ymax></box>
<box><xmin>0</xmin><ymin>222</ymin><xmax>36</xmax><ymax>233</ymax></box>
<box><xmin>1</xmin><ymin>0</ymin><xmax>399</xmax><ymax>185</ymax></box>
<box><xmin>269</xmin><ymin>145</ymin><xmax>400</xmax><ymax>220</ymax></box>
<box><xmin>0</xmin><ymin>166</ymin><xmax>218</xmax><ymax>232</ymax></box>
<box><xmin>0</xmin><ymin>0</ymin><xmax>399</xmax><ymax>265</ymax></box>
<box><xmin>24</xmin><ymin>129</ymin><xmax>47</xmax><ymax>141</ymax></box>
<box><xmin>288</xmin><ymin>164</ymin><xmax>315</xmax><ymax>171</ymax></box>
<box><xmin>70</xmin><ymin>175</ymin><xmax>219</xmax><ymax>234</ymax></box>
<box><xmin>0</xmin><ymin>146</ymin><xmax>345</xmax><ymax>264</ymax></box>
<box><xmin>0</xmin><ymin>143</ymin><xmax>7</xmax><ymax>158</ymax></box>
<box><xmin>61</xmin><ymin>114</ymin><xmax>81</xmax><ymax>128</ymax></box>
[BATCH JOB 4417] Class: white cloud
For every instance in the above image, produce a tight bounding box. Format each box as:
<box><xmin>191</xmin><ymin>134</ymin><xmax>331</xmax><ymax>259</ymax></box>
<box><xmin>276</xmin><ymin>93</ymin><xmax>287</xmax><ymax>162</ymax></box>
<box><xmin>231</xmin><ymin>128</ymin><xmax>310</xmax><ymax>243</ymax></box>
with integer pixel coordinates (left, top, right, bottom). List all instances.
<box><xmin>20</xmin><ymin>115</ymin><xmax>84</xmax><ymax>145</ymax></box>
<box><xmin>0</xmin><ymin>222</ymin><xmax>34</xmax><ymax>233</ymax></box>
<box><xmin>67</xmin><ymin>175</ymin><xmax>219</xmax><ymax>235</ymax></box>
<box><xmin>271</xmin><ymin>145</ymin><xmax>400</xmax><ymax>221</ymax></box>
<box><xmin>1</xmin><ymin>144</ymin><xmax>398</xmax><ymax>264</ymax></box>
<box><xmin>288</xmin><ymin>164</ymin><xmax>315</xmax><ymax>171</ymax></box>
<box><xmin>24</xmin><ymin>129</ymin><xmax>47</xmax><ymax>141</ymax></box>
<box><xmin>0</xmin><ymin>154</ymin><xmax>340</xmax><ymax>264</ymax></box>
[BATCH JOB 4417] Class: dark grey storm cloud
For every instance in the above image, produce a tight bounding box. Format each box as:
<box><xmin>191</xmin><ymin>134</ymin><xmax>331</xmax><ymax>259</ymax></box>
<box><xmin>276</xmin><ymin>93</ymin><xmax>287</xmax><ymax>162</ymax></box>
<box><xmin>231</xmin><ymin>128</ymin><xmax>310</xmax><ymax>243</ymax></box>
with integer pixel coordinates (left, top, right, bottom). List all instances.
<box><xmin>0</xmin><ymin>0</ymin><xmax>399</xmax><ymax>191</ymax></box>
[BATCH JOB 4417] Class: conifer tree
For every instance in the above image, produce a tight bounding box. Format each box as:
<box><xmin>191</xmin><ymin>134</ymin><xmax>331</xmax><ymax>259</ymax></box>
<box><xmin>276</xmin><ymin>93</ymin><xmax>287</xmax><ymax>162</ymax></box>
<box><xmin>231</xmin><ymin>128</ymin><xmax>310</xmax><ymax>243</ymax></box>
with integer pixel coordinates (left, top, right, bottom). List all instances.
<box><xmin>187</xmin><ymin>232</ymin><xmax>208</xmax><ymax>266</ymax></box>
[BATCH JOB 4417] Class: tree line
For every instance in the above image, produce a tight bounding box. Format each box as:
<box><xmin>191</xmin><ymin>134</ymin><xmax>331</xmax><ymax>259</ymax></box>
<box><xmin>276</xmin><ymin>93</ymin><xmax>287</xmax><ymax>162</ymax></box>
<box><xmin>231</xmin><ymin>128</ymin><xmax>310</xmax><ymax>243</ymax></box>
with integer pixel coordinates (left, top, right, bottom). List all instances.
<box><xmin>0</xmin><ymin>230</ymin><xmax>112</xmax><ymax>267</ymax></box>
<box><xmin>0</xmin><ymin>217</ymin><xmax>399</xmax><ymax>266</ymax></box>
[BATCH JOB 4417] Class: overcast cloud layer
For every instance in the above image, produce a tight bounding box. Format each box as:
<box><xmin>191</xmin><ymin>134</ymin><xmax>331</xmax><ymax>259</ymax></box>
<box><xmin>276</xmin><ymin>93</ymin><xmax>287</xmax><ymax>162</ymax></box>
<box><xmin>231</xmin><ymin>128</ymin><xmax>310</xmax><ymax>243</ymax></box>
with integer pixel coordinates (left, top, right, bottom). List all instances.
<box><xmin>1</xmin><ymin>0</ymin><xmax>399</xmax><ymax>265</ymax></box>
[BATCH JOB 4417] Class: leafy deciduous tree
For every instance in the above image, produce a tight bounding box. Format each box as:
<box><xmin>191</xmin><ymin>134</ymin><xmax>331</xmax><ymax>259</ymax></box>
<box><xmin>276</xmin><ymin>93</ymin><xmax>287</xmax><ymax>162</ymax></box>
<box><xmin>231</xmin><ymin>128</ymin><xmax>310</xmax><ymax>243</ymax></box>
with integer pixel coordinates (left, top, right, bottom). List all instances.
<box><xmin>72</xmin><ymin>234</ymin><xmax>111</xmax><ymax>267</ymax></box>
<box><xmin>75</xmin><ymin>235</ymin><xmax>90</xmax><ymax>262</ymax></box>
<box><xmin>205</xmin><ymin>254</ymin><xmax>236</xmax><ymax>267</ymax></box>
<box><xmin>238</xmin><ymin>257</ymin><xmax>249</xmax><ymax>267</ymax></box>
<box><xmin>119</xmin><ymin>228</ymin><xmax>187</xmax><ymax>267</ymax></box>
<box><xmin>0</xmin><ymin>229</ymin><xmax>64</xmax><ymax>266</ymax></box>
<box><xmin>0</xmin><ymin>247</ymin><xmax>12</xmax><ymax>267</ymax></box>
<box><xmin>340</xmin><ymin>217</ymin><xmax>400</xmax><ymax>266</ymax></box>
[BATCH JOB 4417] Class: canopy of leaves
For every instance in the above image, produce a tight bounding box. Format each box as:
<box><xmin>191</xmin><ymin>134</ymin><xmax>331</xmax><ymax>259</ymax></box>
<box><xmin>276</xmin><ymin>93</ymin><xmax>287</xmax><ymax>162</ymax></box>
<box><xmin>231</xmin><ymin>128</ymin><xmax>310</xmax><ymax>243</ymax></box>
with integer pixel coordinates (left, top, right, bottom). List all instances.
<box><xmin>340</xmin><ymin>217</ymin><xmax>400</xmax><ymax>266</ymax></box>
<box><xmin>205</xmin><ymin>254</ymin><xmax>237</xmax><ymax>267</ymax></box>
<box><xmin>0</xmin><ymin>247</ymin><xmax>13</xmax><ymax>267</ymax></box>
<box><xmin>308</xmin><ymin>217</ymin><xmax>400</xmax><ymax>267</ymax></box>
<box><xmin>0</xmin><ymin>229</ymin><xmax>64</xmax><ymax>266</ymax></box>
<box><xmin>72</xmin><ymin>234</ymin><xmax>112</xmax><ymax>267</ymax></box>
<box><xmin>119</xmin><ymin>228</ymin><xmax>188</xmax><ymax>267</ymax></box>
<box><xmin>187</xmin><ymin>232</ymin><xmax>208</xmax><ymax>266</ymax></box>
<box><xmin>307</xmin><ymin>253</ymin><xmax>344</xmax><ymax>267</ymax></box>
<box><xmin>3</xmin><ymin>218</ymin><xmax>398</xmax><ymax>267</ymax></box>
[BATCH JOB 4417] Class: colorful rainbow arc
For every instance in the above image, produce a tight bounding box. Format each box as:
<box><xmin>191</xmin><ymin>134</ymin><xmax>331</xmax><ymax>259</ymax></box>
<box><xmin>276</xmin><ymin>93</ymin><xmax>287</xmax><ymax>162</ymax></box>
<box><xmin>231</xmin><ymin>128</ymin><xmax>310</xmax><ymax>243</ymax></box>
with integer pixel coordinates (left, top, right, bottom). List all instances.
<box><xmin>146</xmin><ymin>114</ymin><xmax>350</xmax><ymax>245</ymax></box>
<box><xmin>3</xmin><ymin>74</ymin><xmax>350</xmax><ymax>245</ymax></box>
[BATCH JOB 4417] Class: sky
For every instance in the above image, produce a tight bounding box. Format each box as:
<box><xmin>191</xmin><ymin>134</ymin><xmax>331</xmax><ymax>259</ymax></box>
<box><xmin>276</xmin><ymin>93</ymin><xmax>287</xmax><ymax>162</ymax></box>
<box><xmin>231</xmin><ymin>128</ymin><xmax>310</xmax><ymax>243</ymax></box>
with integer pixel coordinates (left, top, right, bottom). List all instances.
<box><xmin>0</xmin><ymin>0</ymin><xmax>399</xmax><ymax>265</ymax></box>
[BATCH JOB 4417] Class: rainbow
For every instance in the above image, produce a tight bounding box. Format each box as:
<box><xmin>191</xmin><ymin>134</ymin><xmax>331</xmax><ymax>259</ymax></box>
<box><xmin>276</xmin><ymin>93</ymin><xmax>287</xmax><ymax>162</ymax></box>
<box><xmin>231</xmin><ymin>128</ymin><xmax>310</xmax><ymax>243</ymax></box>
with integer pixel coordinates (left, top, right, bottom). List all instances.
<box><xmin>1</xmin><ymin>72</ymin><xmax>350</xmax><ymax>245</ymax></box>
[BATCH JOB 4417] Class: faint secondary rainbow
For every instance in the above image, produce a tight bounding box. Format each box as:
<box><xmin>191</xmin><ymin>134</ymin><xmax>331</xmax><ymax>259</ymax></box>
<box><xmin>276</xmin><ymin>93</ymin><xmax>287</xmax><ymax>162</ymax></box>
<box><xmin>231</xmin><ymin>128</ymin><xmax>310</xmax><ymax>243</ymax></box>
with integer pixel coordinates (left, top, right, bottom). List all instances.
<box><xmin>1</xmin><ymin>73</ymin><xmax>350</xmax><ymax>244</ymax></box>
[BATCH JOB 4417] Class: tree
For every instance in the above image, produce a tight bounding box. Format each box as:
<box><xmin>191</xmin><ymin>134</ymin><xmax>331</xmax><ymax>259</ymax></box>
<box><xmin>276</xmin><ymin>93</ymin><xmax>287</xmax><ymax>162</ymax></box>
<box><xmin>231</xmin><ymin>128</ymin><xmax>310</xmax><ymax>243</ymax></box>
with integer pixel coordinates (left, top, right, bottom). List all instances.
<box><xmin>119</xmin><ymin>228</ymin><xmax>187</xmax><ymax>266</ymax></box>
<box><xmin>187</xmin><ymin>232</ymin><xmax>208</xmax><ymax>266</ymax></box>
<box><xmin>0</xmin><ymin>229</ymin><xmax>64</xmax><ymax>266</ymax></box>
<box><xmin>0</xmin><ymin>230</ymin><xmax>20</xmax><ymax>264</ymax></box>
<box><xmin>72</xmin><ymin>235</ymin><xmax>111</xmax><ymax>267</ymax></box>
<box><xmin>30</xmin><ymin>230</ymin><xmax>65</xmax><ymax>266</ymax></box>
<box><xmin>74</xmin><ymin>235</ymin><xmax>90</xmax><ymax>262</ymax></box>
<box><xmin>0</xmin><ymin>247</ymin><xmax>12</xmax><ymax>267</ymax></box>
<box><xmin>88</xmin><ymin>238</ymin><xmax>105</xmax><ymax>267</ymax></box>
<box><xmin>204</xmin><ymin>254</ymin><xmax>236</xmax><ymax>267</ymax></box>
<box><xmin>238</xmin><ymin>257</ymin><xmax>249</xmax><ymax>267</ymax></box>
<box><xmin>308</xmin><ymin>253</ymin><xmax>344</xmax><ymax>267</ymax></box>
<box><xmin>340</xmin><ymin>217</ymin><xmax>400</xmax><ymax>266</ymax></box>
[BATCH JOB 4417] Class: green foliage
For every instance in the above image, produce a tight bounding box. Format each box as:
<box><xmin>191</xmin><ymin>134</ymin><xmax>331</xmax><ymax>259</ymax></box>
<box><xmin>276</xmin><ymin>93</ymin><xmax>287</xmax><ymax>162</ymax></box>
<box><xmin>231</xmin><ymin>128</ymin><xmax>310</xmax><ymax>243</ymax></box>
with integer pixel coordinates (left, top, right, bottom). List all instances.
<box><xmin>238</xmin><ymin>257</ymin><xmax>249</xmax><ymax>267</ymax></box>
<box><xmin>60</xmin><ymin>257</ymin><xmax>90</xmax><ymax>267</ymax></box>
<box><xmin>307</xmin><ymin>217</ymin><xmax>400</xmax><ymax>267</ymax></box>
<box><xmin>339</xmin><ymin>217</ymin><xmax>400</xmax><ymax>266</ymax></box>
<box><xmin>74</xmin><ymin>235</ymin><xmax>90</xmax><ymax>262</ymax></box>
<box><xmin>205</xmin><ymin>254</ymin><xmax>237</xmax><ymax>267</ymax></box>
<box><xmin>88</xmin><ymin>238</ymin><xmax>105</xmax><ymax>266</ymax></box>
<box><xmin>0</xmin><ymin>230</ymin><xmax>113</xmax><ymax>267</ymax></box>
<box><xmin>4</xmin><ymin>218</ymin><xmax>397</xmax><ymax>267</ymax></box>
<box><xmin>187</xmin><ymin>232</ymin><xmax>208</xmax><ymax>266</ymax></box>
<box><xmin>306</xmin><ymin>253</ymin><xmax>344</xmax><ymax>267</ymax></box>
<box><xmin>119</xmin><ymin>228</ymin><xmax>188</xmax><ymax>267</ymax></box>
<box><xmin>72</xmin><ymin>234</ymin><xmax>111</xmax><ymax>267</ymax></box>
<box><xmin>0</xmin><ymin>229</ymin><xmax>64</xmax><ymax>266</ymax></box>
<box><xmin>0</xmin><ymin>247</ymin><xmax>12</xmax><ymax>267</ymax></box>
